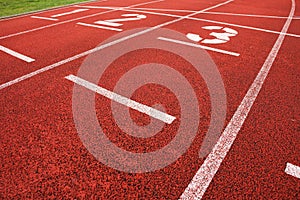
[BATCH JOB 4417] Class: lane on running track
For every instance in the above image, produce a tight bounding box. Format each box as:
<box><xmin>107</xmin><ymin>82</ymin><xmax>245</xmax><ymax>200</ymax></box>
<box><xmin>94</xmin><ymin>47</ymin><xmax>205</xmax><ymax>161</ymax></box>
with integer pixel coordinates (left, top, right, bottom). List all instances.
<box><xmin>1</xmin><ymin>0</ymin><xmax>299</xmax><ymax>199</ymax></box>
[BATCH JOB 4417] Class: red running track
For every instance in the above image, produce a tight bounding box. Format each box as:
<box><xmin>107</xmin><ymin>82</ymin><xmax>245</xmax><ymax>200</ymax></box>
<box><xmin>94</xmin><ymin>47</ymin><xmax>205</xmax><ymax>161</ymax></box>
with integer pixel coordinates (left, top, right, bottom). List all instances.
<box><xmin>0</xmin><ymin>0</ymin><xmax>299</xmax><ymax>199</ymax></box>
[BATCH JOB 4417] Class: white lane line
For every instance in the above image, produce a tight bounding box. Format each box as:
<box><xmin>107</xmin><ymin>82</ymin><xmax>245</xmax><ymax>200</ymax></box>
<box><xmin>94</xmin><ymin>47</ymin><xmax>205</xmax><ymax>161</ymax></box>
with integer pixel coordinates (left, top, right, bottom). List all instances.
<box><xmin>74</xmin><ymin>5</ymin><xmax>197</xmax><ymax>13</ymax></box>
<box><xmin>123</xmin><ymin>7</ymin><xmax>299</xmax><ymax>20</ymax></box>
<box><xmin>51</xmin><ymin>9</ymin><xmax>89</xmax><ymax>18</ymax></box>
<box><xmin>158</xmin><ymin>37</ymin><xmax>240</xmax><ymax>56</ymax></box>
<box><xmin>0</xmin><ymin>45</ymin><xmax>35</xmax><ymax>63</ymax></box>
<box><xmin>122</xmin><ymin>7</ymin><xmax>196</xmax><ymax>13</ymax></box>
<box><xmin>285</xmin><ymin>163</ymin><xmax>300</xmax><ymax>179</ymax></box>
<box><xmin>202</xmin><ymin>11</ymin><xmax>299</xmax><ymax>20</ymax></box>
<box><xmin>65</xmin><ymin>75</ymin><xmax>176</xmax><ymax>124</ymax></box>
<box><xmin>0</xmin><ymin>0</ymin><xmax>164</xmax><ymax>40</ymax></box>
<box><xmin>77</xmin><ymin>22</ymin><xmax>122</xmax><ymax>31</ymax></box>
<box><xmin>89</xmin><ymin>6</ymin><xmax>300</xmax><ymax>38</ymax></box>
<box><xmin>80</xmin><ymin>5</ymin><xmax>300</xmax><ymax>20</ymax></box>
<box><xmin>180</xmin><ymin>0</ymin><xmax>295</xmax><ymax>199</ymax></box>
<box><xmin>0</xmin><ymin>0</ymin><xmax>234</xmax><ymax>90</ymax></box>
<box><xmin>31</xmin><ymin>16</ymin><xmax>58</xmax><ymax>21</ymax></box>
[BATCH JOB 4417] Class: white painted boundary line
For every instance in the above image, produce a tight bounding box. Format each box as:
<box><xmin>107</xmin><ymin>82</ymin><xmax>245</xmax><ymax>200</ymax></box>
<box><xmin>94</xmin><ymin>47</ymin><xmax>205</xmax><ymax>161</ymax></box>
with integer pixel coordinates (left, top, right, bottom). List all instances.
<box><xmin>202</xmin><ymin>11</ymin><xmax>300</xmax><ymax>20</ymax></box>
<box><xmin>78</xmin><ymin>6</ymin><xmax>299</xmax><ymax>20</ymax></box>
<box><xmin>180</xmin><ymin>0</ymin><xmax>295</xmax><ymax>199</ymax></box>
<box><xmin>77</xmin><ymin>22</ymin><xmax>122</xmax><ymax>31</ymax></box>
<box><xmin>51</xmin><ymin>8</ymin><xmax>89</xmax><ymax>17</ymax></box>
<box><xmin>158</xmin><ymin>37</ymin><xmax>240</xmax><ymax>56</ymax></box>
<box><xmin>0</xmin><ymin>0</ymin><xmax>234</xmax><ymax>90</ymax></box>
<box><xmin>0</xmin><ymin>0</ymin><xmax>106</xmax><ymax>21</ymax></box>
<box><xmin>31</xmin><ymin>16</ymin><xmax>58</xmax><ymax>21</ymax></box>
<box><xmin>125</xmin><ymin>7</ymin><xmax>300</xmax><ymax>20</ymax></box>
<box><xmin>0</xmin><ymin>45</ymin><xmax>35</xmax><ymax>63</ymax></box>
<box><xmin>285</xmin><ymin>163</ymin><xmax>300</xmax><ymax>179</ymax></box>
<box><xmin>0</xmin><ymin>0</ymin><xmax>164</xmax><ymax>40</ymax></box>
<box><xmin>74</xmin><ymin>5</ymin><xmax>198</xmax><ymax>13</ymax></box>
<box><xmin>65</xmin><ymin>75</ymin><xmax>176</xmax><ymax>124</ymax></box>
<box><xmin>85</xmin><ymin>6</ymin><xmax>300</xmax><ymax>38</ymax></box>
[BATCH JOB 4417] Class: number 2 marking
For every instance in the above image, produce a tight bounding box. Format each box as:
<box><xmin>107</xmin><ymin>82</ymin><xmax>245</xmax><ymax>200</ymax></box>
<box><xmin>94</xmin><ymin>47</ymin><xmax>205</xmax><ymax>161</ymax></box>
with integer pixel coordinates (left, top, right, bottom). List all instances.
<box><xmin>187</xmin><ymin>26</ymin><xmax>238</xmax><ymax>44</ymax></box>
<box><xmin>77</xmin><ymin>13</ymin><xmax>147</xmax><ymax>31</ymax></box>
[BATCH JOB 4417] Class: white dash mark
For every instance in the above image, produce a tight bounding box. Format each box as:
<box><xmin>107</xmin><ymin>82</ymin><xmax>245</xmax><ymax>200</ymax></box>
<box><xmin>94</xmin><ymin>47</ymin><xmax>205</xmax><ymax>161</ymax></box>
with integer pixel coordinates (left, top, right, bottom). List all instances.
<box><xmin>0</xmin><ymin>45</ymin><xmax>35</xmax><ymax>63</ymax></box>
<box><xmin>77</xmin><ymin>22</ymin><xmax>123</xmax><ymax>31</ymax></box>
<box><xmin>285</xmin><ymin>163</ymin><xmax>300</xmax><ymax>179</ymax></box>
<box><xmin>31</xmin><ymin>16</ymin><xmax>58</xmax><ymax>21</ymax></box>
<box><xmin>65</xmin><ymin>75</ymin><xmax>176</xmax><ymax>124</ymax></box>
<box><xmin>51</xmin><ymin>9</ymin><xmax>89</xmax><ymax>18</ymax></box>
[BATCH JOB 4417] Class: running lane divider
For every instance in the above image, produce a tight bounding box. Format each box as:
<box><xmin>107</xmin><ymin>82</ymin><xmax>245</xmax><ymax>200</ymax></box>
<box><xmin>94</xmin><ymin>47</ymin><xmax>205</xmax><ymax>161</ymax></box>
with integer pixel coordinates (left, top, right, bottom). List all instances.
<box><xmin>180</xmin><ymin>0</ymin><xmax>296</xmax><ymax>199</ymax></box>
<box><xmin>0</xmin><ymin>0</ymin><xmax>234</xmax><ymax>90</ymax></box>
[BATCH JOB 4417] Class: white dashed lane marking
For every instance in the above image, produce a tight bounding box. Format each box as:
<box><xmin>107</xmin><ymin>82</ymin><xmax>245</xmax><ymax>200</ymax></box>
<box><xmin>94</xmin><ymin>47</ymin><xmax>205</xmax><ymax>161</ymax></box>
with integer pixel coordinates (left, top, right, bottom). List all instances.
<box><xmin>285</xmin><ymin>163</ymin><xmax>300</xmax><ymax>179</ymax></box>
<box><xmin>0</xmin><ymin>45</ymin><xmax>35</xmax><ymax>63</ymax></box>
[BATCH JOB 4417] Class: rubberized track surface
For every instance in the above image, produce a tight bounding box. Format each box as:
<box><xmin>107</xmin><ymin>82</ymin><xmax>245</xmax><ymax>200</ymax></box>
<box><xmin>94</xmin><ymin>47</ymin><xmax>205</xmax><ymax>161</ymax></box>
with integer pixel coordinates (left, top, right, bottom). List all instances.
<box><xmin>1</xmin><ymin>0</ymin><xmax>299</xmax><ymax>199</ymax></box>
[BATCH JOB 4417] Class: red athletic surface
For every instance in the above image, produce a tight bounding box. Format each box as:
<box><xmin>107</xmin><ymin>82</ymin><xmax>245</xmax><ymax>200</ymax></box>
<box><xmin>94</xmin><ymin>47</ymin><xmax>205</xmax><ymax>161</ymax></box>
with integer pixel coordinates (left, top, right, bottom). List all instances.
<box><xmin>1</xmin><ymin>0</ymin><xmax>299</xmax><ymax>199</ymax></box>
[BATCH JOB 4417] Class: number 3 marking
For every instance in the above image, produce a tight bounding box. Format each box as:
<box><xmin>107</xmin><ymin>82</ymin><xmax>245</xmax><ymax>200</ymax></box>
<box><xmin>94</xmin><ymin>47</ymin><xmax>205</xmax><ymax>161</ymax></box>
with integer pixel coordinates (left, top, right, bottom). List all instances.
<box><xmin>187</xmin><ymin>26</ymin><xmax>238</xmax><ymax>44</ymax></box>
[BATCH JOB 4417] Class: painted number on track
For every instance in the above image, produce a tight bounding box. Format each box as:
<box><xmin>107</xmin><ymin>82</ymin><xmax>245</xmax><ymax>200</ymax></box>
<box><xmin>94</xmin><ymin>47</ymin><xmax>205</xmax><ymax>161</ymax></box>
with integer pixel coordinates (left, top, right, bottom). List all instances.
<box><xmin>187</xmin><ymin>26</ymin><xmax>238</xmax><ymax>44</ymax></box>
<box><xmin>77</xmin><ymin>13</ymin><xmax>147</xmax><ymax>32</ymax></box>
